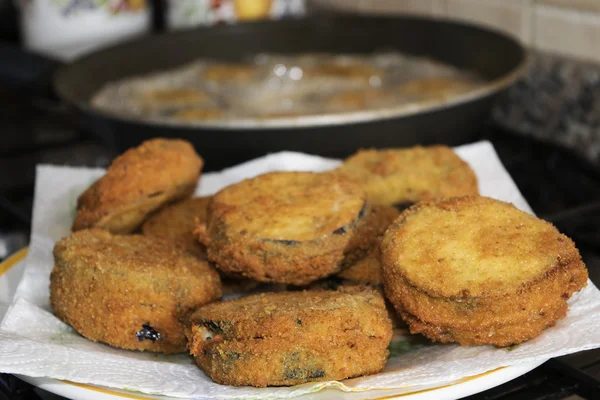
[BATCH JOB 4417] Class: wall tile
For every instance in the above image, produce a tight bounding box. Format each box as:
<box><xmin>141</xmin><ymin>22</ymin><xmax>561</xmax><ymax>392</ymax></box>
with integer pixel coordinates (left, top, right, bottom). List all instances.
<box><xmin>536</xmin><ymin>0</ymin><xmax>600</xmax><ymax>13</ymax></box>
<box><xmin>534</xmin><ymin>4</ymin><xmax>600</xmax><ymax>63</ymax></box>
<box><xmin>312</xmin><ymin>0</ymin><xmax>600</xmax><ymax>64</ymax></box>
<box><xmin>431</xmin><ymin>0</ymin><xmax>447</xmax><ymax>16</ymax></box>
<box><xmin>446</xmin><ymin>0</ymin><xmax>533</xmax><ymax>44</ymax></box>
<box><xmin>357</xmin><ymin>0</ymin><xmax>445</xmax><ymax>17</ymax></box>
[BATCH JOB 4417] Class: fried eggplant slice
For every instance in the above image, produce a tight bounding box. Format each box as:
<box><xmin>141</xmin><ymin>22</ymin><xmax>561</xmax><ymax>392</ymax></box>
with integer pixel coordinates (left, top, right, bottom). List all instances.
<box><xmin>381</xmin><ymin>195</ymin><xmax>588</xmax><ymax>347</ymax></box>
<box><xmin>337</xmin><ymin>205</ymin><xmax>399</xmax><ymax>285</ymax></box>
<box><xmin>142</xmin><ymin>196</ymin><xmax>260</xmax><ymax>295</ymax></box>
<box><xmin>336</xmin><ymin>145</ymin><xmax>478</xmax><ymax>206</ymax></box>
<box><xmin>197</xmin><ymin>172</ymin><xmax>369</xmax><ymax>285</ymax></box>
<box><xmin>51</xmin><ymin>229</ymin><xmax>221</xmax><ymax>353</ymax></box>
<box><xmin>187</xmin><ymin>287</ymin><xmax>392</xmax><ymax>387</ymax></box>
<box><xmin>142</xmin><ymin>197</ymin><xmax>211</xmax><ymax>259</ymax></box>
<box><xmin>73</xmin><ymin>138</ymin><xmax>203</xmax><ymax>234</ymax></box>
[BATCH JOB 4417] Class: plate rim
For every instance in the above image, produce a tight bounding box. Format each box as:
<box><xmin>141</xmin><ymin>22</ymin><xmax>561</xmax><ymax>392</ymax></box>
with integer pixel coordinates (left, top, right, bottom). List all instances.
<box><xmin>2</xmin><ymin>249</ymin><xmax>547</xmax><ymax>400</ymax></box>
<box><xmin>16</xmin><ymin>361</ymin><xmax>547</xmax><ymax>400</ymax></box>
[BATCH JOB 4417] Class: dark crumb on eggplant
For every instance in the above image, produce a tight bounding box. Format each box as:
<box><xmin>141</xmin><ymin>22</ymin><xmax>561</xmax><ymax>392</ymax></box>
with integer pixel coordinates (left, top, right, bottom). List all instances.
<box><xmin>265</xmin><ymin>201</ymin><xmax>367</xmax><ymax>238</ymax></box>
<box><xmin>262</xmin><ymin>239</ymin><xmax>299</xmax><ymax>246</ymax></box>
<box><xmin>337</xmin><ymin>146</ymin><xmax>479</xmax><ymax>206</ymax></box>
<box><xmin>358</xmin><ymin>202</ymin><xmax>367</xmax><ymax>218</ymax></box>
<box><xmin>282</xmin><ymin>351</ymin><xmax>326</xmax><ymax>381</ymax></box>
<box><xmin>333</xmin><ymin>226</ymin><xmax>348</xmax><ymax>235</ymax></box>
<box><xmin>393</xmin><ymin>202</ymin><xmax>414</xmax><ymax>212</ymax></box>
<box><xmin>147</xmin><ymin>191</ymin><xmax>164</xmax><ymax>198</ymax></box>
<box><xmin>283</xmin><ymin>367</ymin><xmax>326</xmax><ymax>381</ymax></box>
<box><xmin>312</xmin><ymin>276</ymin><xmax>347</xmax><ymax>291</ymax></box>
<box><xmin>309</xmin><ymin>369</ymin><xmax>326</xmax><ymax>379</ymax></box>
<box><xmin>187</xmin><ymin>289</ymin><xmax>393</xmax><ymax>387</ymax></box>
<box><xmin>325</xmin><ymin>277</ymin><xmax>346</xmax><ymax>290</ymax></box>
<box><xmin>202</xmin><ymin>172</ymin><xmax>368</xmax><ymax>285</ymax></box>
<box><xmin>203</xmin><ymin>321</ymin><xmax>225</xmax><ymax>335</ymax></box>
<box><xmin>334</xmin><ymin>201</ymin><xmax>368</xmax><ymax>235</ymax></box>
<box><xmin>287</xmin><ymin>276</ymin><xmax>347</xmax><ymax>291</ymax></box>
<box><xmin>136</xmin><ymin>323</ymin><xmax>162</xmax><ymax>342</ymax></box>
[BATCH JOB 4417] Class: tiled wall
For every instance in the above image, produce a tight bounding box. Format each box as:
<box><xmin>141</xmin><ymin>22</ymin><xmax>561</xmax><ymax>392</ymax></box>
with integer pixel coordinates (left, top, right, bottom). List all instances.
<box><xmin>311</xmin><ymin>0</ymin><xmax>600</xmax><ymax>63</ymax></box>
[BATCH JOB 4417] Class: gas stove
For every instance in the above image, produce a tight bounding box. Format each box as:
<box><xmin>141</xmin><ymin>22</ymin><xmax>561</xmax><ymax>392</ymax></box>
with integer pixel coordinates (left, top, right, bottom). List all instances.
<box><xmin>0</xmin><ymin>90</ymin><xmax>599</xmax><ymax>400</ymax></box>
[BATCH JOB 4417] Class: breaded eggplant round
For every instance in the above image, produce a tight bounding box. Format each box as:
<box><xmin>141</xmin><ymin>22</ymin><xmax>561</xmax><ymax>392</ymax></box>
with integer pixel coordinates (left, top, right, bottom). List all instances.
<box><xmin>73</xmin><ymin>138</ymin><xmax>203</xmax><ymax>234</ymax></box>
<box><xmin>337</xmin><ymin>250</ymin><xmax>382</xmax><ymax>285</ymax></box>
<box><xmin>336</xmin><ymin>145</ymin><xmax>478</xmax><ymax>207</ymax></box>
<box><xmin>142</xmin><ymin>197</ymin><xmax>210</xmax><ymax>258</ymax></box>
<box><xmin>50</xmin><ymin>229</ymin><xmax>221</xmax><ymax>353</ymax></box>
<box><xmin>295</xmin><ymin>279</ymin><xmax>406</xmax><ymax>330</ymax></box>
<box><xmin>381</xmin><ymin>196</ymin><xmax>588</xmax><ymax>347</ymax></box>
<box><xmin>197</xmin><ymin>172</ymin><xmax>368</xmax><ymax>285</ymax></box>
<box><xmin>186</xmin><ymin>287</ymin><xmax>392</xmax><ymax>387</ymax></box>
<box><xmin>337</xmin><ymin>205</ymin><xmax>399</xmax><ymax>285</ymax></box>
<box><xmin>142</xmin><ymin>196</ymin><xmax>260</xmax><ymax>295</ymax></box>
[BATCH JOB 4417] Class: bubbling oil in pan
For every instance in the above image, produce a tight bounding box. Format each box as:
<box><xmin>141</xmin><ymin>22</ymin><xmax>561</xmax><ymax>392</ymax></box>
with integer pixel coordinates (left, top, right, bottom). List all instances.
<box><xmin>91</xmin><ymin>52</ymin><xmax>483</xmax><ymax>124</ymax></box>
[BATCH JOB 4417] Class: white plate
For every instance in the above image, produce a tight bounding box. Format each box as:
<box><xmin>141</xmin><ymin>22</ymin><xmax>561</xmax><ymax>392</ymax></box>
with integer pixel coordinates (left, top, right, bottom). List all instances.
<box><xmin>0</xmin><ymin>249</ymin><xmax>545</xmax><ymax>400</ymax></box>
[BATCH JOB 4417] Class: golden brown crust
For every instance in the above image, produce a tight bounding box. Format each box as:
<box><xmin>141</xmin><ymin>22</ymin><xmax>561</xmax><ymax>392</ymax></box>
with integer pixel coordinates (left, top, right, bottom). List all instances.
<box><xmin>141</xmin><ymin>196</ymin><xmax>257</xmax><ymax>294</ymax></box>
<box><xmin>204</xmin><ymin>226</ymin><xmax>355</xmax><ymax>285</ymax></box>
<box><xmin>296</xmin><ymin>278</ymin><xmax>407</xmax><ymax>330</ymax></box>
<box><xmin>142</xmin><ymin>197</ymin><xmax>210</xmax><ymax>259</ymax></box>
<box><xmin>192</xmin><ymin>335</ymin><xmax>389</xmax><ymax>387</ymax></box>
<box><xmin>337</xmin><ymin>249</ymin><xmax>382</xmax><ymax>285</ymax></box>
<box><xmin>210</xmin><ymin>172</ymin><xmax>365</xmax><ymax>241</ymax></box>
<box><xmin>382</xmin><ymin>196</ymin><xmax>585</xmax><ymax>298</ymax></box>
<box><xmin>50</xmin><ymin>229</ymin><xmax>221</xmax><ymax>353</ymax></box>
<box><xmin>219</xmin><ymin>275</ymin><xmax>263</xmax><ymax>296</ymax></box>
<box><xmin>188</xmin><ymin>286</ymin><xmax>389</xmax><ymax>340</ymax></box>
<box><xmin>381</xmin><ymin>195</ymin><xmax>588</xmax><ymax>347</ymax></box>
<box><xmin>73</xmin><ymin>138</ymin><xmax>203</xmax><ymax>234</ymax></box>
<box><xmin>385</xmin><ymin>259</ymin><xmax>588</xmax><ymax>331</ymax></box>
<box><xmin>336</xmin><ymin>145</ymin><xmax>478</xmax><ymax>206</ymax></box>
<box><xmin>200</xmin><ymin>172</ymin><xmax>369</xmax><ymax>285</ymax></box>
<box><xmin>187</xmin><ymin>287</ymin><xmax>392</xmax><ymax>387</ymax></box>
<box><xmin>399</xmin><ymin>306</ymin><xmax>567</xmax><ymax>348</ymax></box>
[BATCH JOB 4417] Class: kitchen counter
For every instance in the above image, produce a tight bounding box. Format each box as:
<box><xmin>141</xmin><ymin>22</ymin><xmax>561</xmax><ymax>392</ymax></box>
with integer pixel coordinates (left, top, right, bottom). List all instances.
<box><xmin>493</xmin><ymin>50</ymin><xmax>600</xmax><ymax>169</ymax></box>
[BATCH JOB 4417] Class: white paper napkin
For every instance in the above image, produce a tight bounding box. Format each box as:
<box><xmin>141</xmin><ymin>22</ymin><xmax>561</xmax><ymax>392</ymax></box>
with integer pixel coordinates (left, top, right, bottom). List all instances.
<box><xmin>1</xmin><ymin>141</ymin><xmax>599</xmax><ymax>400</ymax></box>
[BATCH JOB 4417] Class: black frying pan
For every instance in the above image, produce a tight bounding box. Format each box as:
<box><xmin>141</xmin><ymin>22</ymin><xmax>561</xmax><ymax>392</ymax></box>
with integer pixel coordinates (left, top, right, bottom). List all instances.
<box><xmin>0</xmin><ymin>16</ymin><xmax>527</xmax><ymax>171</ymax></box>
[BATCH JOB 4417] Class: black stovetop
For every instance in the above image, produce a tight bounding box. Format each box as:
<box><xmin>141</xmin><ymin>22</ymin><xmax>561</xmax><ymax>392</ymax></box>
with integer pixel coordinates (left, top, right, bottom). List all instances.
<box><xmin>0</xmin><ymin>92</ymin><xmax>599</xmax><ymax>400</ymax></box>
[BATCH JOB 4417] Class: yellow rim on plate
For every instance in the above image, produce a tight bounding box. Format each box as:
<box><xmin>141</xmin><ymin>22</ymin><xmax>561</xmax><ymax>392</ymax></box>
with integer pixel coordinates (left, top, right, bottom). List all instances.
<box><xmin>61</xmin><ymin>380</ymin><xmax>154</xmax><ymax>400</ymax></box>
<box><xmin>1</xmin><ymin>248</ymin><xmax>506</xmax><ymax>400</ymax></box>
<box><xmin>0</xmin><ymin>248</ymin><xmax>28</xmax><ymax>277</ymax></box>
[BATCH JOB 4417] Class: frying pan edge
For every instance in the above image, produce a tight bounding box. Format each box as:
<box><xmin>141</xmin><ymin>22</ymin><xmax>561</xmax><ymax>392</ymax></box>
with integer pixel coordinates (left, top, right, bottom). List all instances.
<box><xmin>52</xmin><ymin>15</ymin><xmax>528</xmax><ymax>131</ymax></box>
